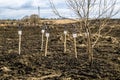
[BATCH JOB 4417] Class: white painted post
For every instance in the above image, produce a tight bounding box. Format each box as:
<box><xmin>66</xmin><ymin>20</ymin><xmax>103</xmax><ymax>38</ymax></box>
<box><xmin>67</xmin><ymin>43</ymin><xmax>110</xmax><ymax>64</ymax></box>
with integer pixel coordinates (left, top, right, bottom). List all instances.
<box><xmin>45</xmin><ymin>33</ymin><xmax>50</xmax><ymax>56</ymax></box>
<box><xmin>18</xmin><ymin>30</ymin><xmax>22</xmax><ymax>55</ymax></box>
<box><xmin>64</xmin><ymin>31</ymin><xmax>67</xmax><ymax>53</ymax></box>
<box><xmin>41</xmin><ymin>29</ymin><xmax>45</xmax><ymax>51</ymax></box>
<box><xmin>73</xmin><ymin>33</ymin><xmax>77</xmax><ymax>58</ymax></box>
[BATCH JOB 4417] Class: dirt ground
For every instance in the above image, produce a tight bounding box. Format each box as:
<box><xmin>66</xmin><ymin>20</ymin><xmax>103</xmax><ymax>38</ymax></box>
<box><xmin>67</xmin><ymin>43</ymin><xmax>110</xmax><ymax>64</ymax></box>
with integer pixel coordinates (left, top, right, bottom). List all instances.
<box><xmin>0</xmin><ymin>19</ymin><xmax>120</xmax><ymax>80</ymax></box>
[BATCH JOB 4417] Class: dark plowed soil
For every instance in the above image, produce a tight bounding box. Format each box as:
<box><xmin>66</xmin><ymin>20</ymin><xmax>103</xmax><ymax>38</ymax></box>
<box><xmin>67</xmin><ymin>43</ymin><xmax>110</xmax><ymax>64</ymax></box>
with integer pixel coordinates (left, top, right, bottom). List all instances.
<box><xmin>0</xmin><ymin>19</ymin><xmax>120</xmax><ymax>80</ymax></box>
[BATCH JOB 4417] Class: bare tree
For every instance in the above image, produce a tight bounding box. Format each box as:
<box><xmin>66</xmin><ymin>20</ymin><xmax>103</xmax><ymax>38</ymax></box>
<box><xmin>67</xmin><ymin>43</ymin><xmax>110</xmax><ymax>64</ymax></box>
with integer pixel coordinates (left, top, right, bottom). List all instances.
<box><xmin>49</xmin><ymin>0</ymin><xmax>120</xmax><ymax>64</ymax></box>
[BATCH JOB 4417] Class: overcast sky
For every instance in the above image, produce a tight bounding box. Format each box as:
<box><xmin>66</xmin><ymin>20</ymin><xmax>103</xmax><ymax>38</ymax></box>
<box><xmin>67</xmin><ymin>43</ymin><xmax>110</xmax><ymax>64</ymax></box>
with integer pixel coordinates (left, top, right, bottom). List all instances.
<box><xmin>0</xmin><ymin>0</ymin><xmax>120</xmax><ymax>19</ymax></box>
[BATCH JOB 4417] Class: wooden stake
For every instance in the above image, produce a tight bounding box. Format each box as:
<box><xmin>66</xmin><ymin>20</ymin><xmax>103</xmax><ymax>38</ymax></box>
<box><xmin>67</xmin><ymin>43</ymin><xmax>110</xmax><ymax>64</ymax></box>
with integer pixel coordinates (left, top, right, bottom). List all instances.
<box><xmin>19</xmin><ymin>35</ymin><xmax>21</xmax><ymax>55</ymax></box>
<box><xmin>18</xmin><ymin>31</ymin><xmax>22</xmax><ymax>55</ymax></box>
<box><xmin>73</xmin><ymin>33</ymin><xmax>77</xmax><ymax>58</ymax></box>
<box><xmin>64</xmin><ymin>31</ymin><xmax>67</xmax><ymax>53</ymax></box>
<box><xmin>41</xmin><ymin>30</ymin><xmax>45</xmax><ymax>51</ymax></box>
<box><xmin>45</xmin><ymin>33</ymin><xmax>49</xmax><ymax>56</ymax></box>
<box><xmin>41</xmin><ymin>33</ymin><xmax>44</xmax><ymax>51</ymax></box>
<box><xmin>74</xmin><ymin>38</ymin><xmax>77</xmax><ymax>58</ymax></box>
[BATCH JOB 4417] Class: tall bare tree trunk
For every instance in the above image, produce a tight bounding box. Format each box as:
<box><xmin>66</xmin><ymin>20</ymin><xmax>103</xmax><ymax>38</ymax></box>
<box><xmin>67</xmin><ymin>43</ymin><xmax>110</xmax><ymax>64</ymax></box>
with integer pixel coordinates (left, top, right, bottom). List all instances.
<box><xmin>87</xmin><ymin>29</ymin><xmax>93</xmax><ymax>64</ymax></box>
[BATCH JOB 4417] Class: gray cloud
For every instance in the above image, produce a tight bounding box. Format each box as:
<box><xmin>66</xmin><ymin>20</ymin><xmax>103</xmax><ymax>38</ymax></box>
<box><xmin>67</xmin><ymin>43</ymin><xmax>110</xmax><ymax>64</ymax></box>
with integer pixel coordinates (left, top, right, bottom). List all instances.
<box><xmin>0</xmin><ymin>0</ymin><xmax>119</xmax><ymax>19</ymax></box>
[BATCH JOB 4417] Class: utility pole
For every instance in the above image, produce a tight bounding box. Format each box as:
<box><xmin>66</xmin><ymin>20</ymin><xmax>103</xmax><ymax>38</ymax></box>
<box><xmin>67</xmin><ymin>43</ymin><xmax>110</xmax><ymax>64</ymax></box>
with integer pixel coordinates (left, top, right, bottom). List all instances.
<box><xmin>38</xmin><ymin>6</ymin><xmax>40</xmax><ymax>18</ymax></box>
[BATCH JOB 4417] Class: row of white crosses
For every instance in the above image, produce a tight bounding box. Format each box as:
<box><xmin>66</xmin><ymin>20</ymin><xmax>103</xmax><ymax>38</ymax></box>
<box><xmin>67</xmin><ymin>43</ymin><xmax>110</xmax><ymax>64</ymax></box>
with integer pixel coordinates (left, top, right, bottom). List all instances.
<box><xmin>42</xmin><ymin>29</ymin><xmax>78</xmax><ymax>58</ymax></box>
<box><xmin>64</xmin><ymin>30</ymin><xmax>78</xmax><ymax>58</ymax></box>
<box><xmin>18</xmin><ymin>27</ymin><xmax>78</xmax><ymax>58</ymax></box>
<box><xmin>17</xmin><ymin>26</ymin><xmax>50</xmax><ymax>56</ymax></box>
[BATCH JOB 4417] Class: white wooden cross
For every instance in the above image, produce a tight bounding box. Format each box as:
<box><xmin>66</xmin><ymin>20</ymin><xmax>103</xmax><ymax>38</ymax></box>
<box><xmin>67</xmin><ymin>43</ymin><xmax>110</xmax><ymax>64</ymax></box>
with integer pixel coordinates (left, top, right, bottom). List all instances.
<box><xmin>41</xmin><ymin>29</ymin><xmax>45</xmax><ymax>51</ymax></box>
<box><xmin>73</xmin><ymin>33</ymin><xmax>77</xmax><ymax>58</ymax></box>
<box><xmin>18</xmin><ymin>30</ymin><xmax>22</xmax><ymax>55</ymax></box>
